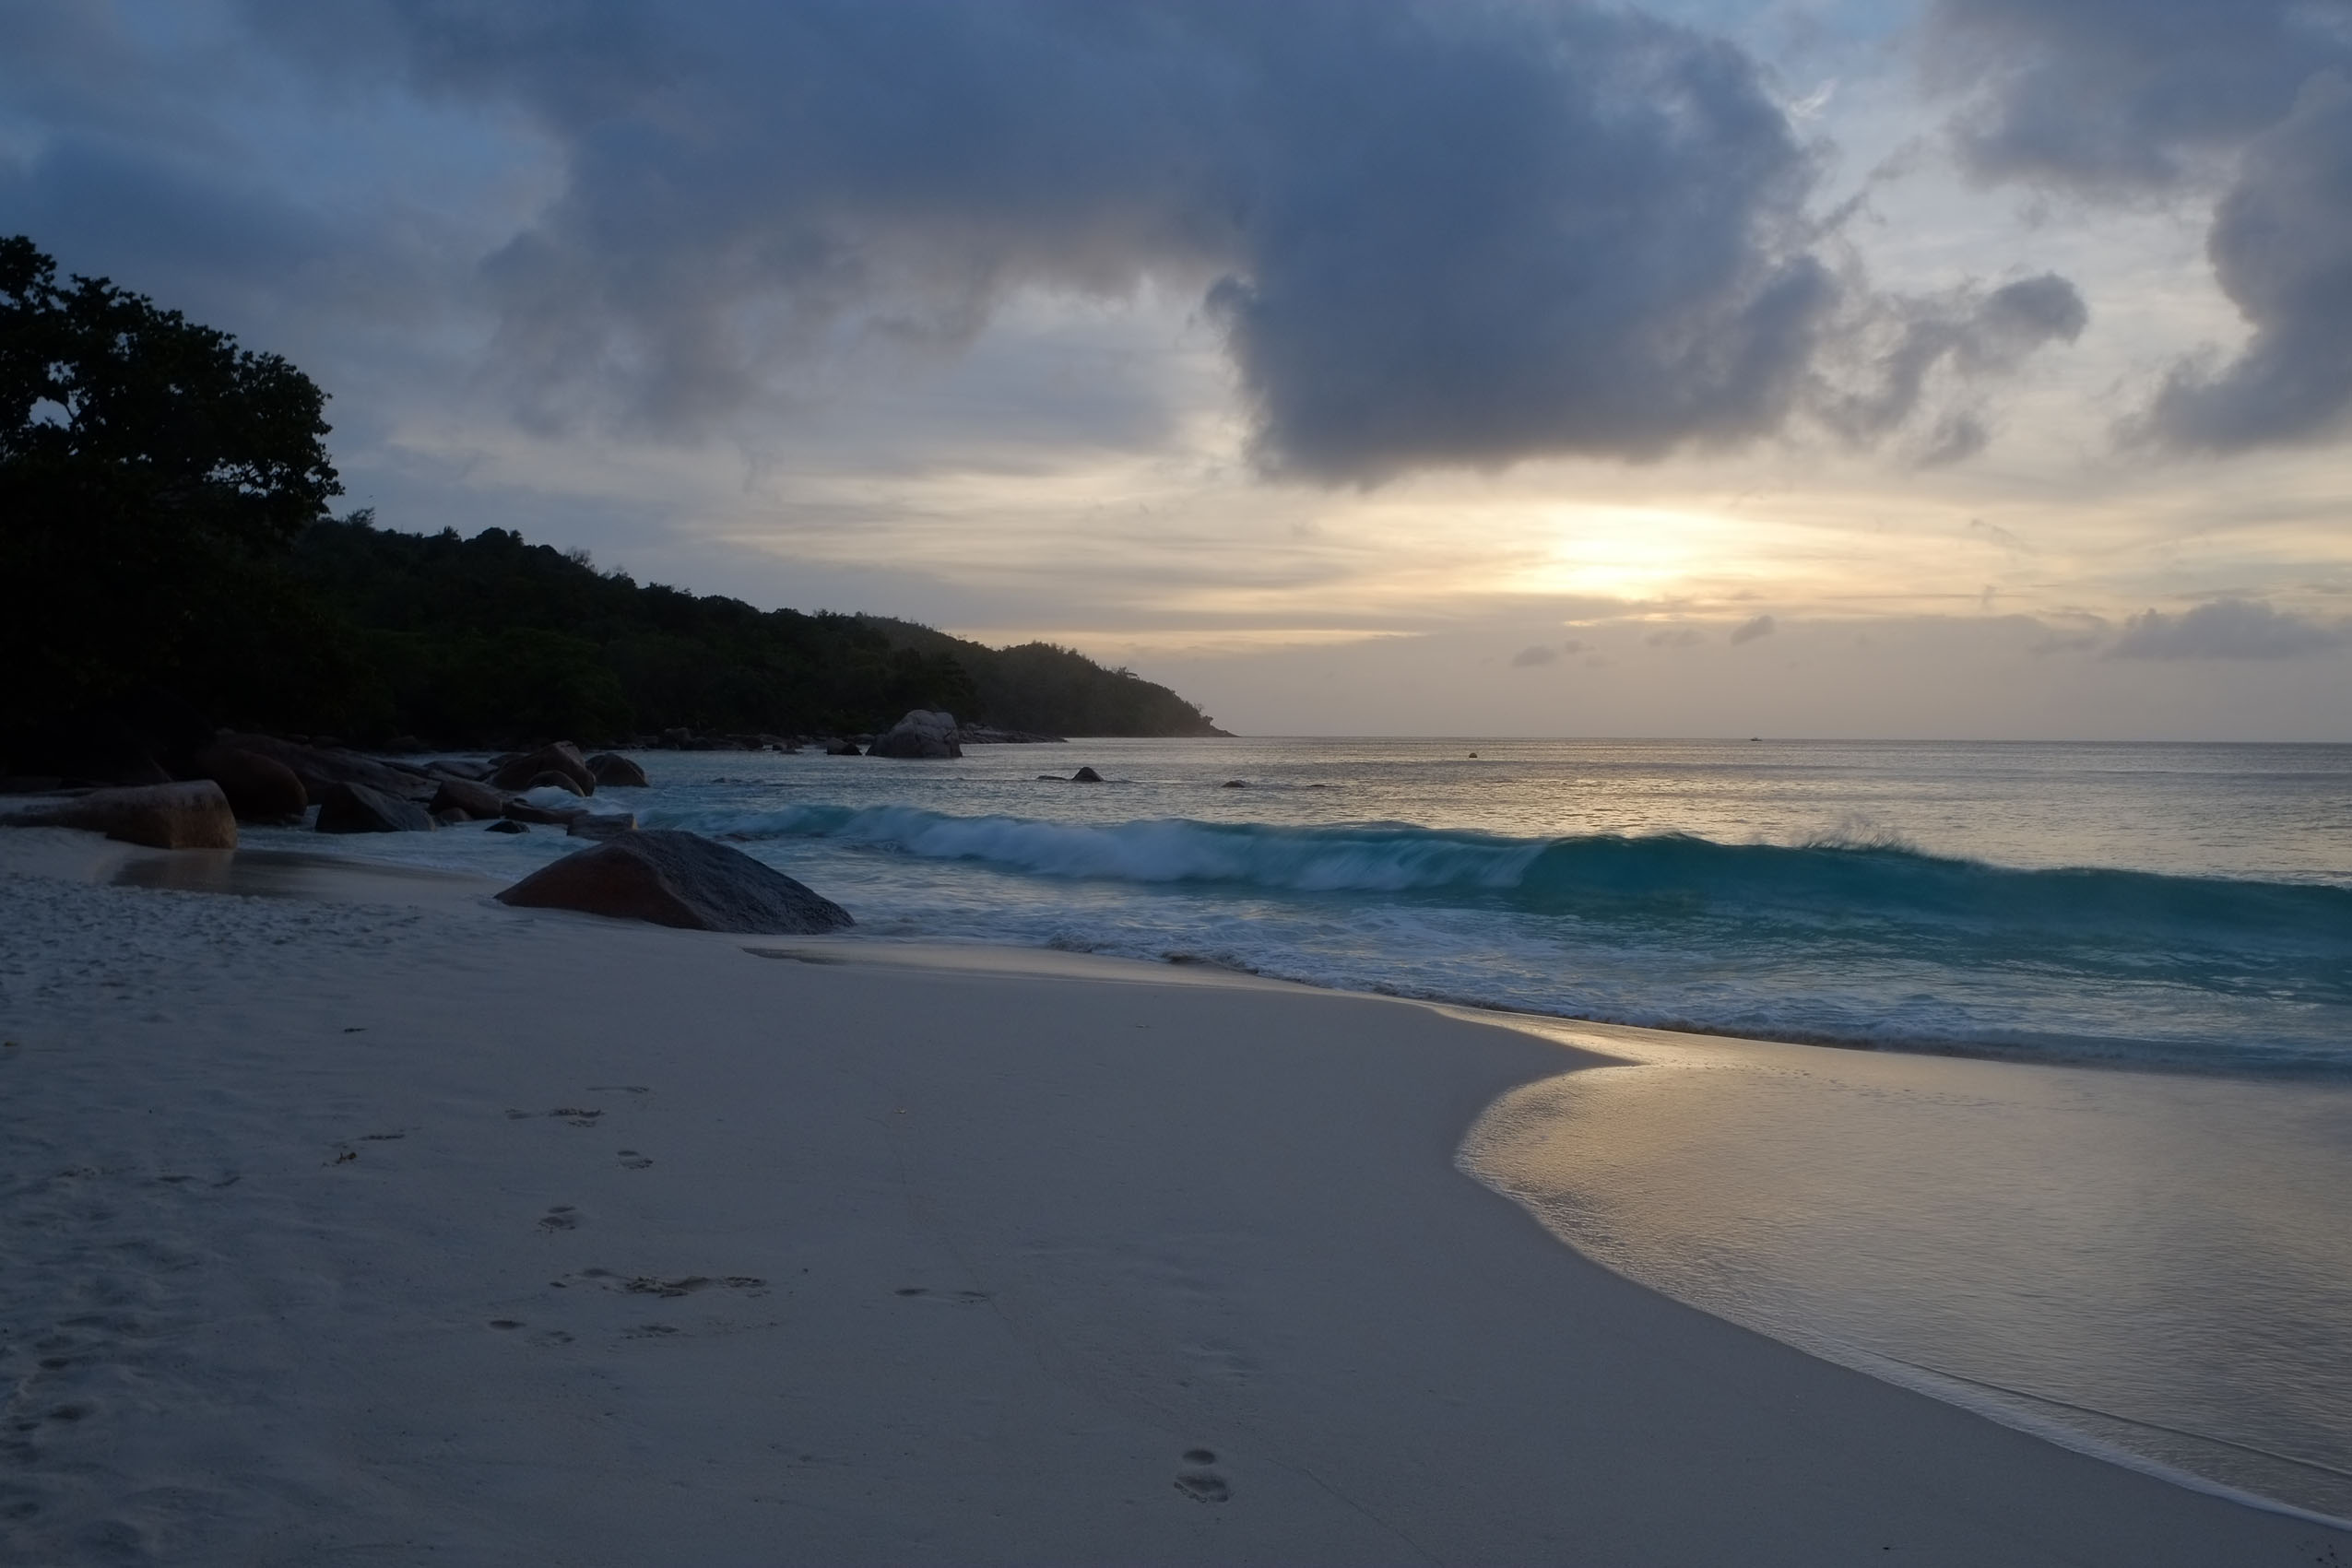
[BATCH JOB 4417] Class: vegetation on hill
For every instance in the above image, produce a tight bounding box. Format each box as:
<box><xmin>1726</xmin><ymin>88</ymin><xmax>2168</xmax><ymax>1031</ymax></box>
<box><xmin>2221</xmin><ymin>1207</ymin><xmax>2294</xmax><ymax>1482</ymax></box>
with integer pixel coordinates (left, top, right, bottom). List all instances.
<box><xmin>861</xmin><ymin>618</ymin><xmax>1226</xmax><ymax>738</ymax></box>
<box><xmin>1</xmin><ymin>234</ymin><xmax>1226</xmax><ymax>753</ymax></box>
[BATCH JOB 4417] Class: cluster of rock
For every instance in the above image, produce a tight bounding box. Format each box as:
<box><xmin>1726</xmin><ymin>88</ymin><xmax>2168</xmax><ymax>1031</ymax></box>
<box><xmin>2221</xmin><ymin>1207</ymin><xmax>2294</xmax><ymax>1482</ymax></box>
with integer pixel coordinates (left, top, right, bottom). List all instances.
<box><xmin>2</xmin><ymin>733</ymin><xmax>651</xmax><ymax>850</ymax></box>
<box><xmin>618</xmin><ymin>712</ymin><xmax>1063</xmax><ymax>756</ymax></box>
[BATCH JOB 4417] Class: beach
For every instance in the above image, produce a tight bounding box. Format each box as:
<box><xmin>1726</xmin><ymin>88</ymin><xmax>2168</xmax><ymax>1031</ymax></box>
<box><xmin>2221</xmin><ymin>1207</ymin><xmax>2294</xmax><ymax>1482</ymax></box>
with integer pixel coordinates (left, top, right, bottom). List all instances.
<box><xmin>3</xmin><ymin>826</ymin><xmax>2343</xmax><ymax>1565</ymax></box>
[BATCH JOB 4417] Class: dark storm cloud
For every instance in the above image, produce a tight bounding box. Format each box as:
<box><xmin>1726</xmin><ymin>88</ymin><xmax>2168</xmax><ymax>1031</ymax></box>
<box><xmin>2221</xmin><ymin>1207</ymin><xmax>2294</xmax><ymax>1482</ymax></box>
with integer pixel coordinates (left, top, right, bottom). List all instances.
<box><xmin>227</xmin><ymin>0</ymin><xmax>1881</xmax><ymax>477</ymax></box>
<box><xmin>1729</xmin><ymin>613</ymin><xmax>1777</xmax><ymax>644</ymax></box>
<box><xmin>1929</xmin><ymin>0</ymin><xmax>2352</xmax><ymax>451</ymax></box>
<box><xmin>2109</xmin><ymin>599</ymin><xmax>2347</xmax><ymax>660</ymax></box>
<box><xmin>1510</xmin><ymin>644</ymin><xmax>1560</xmax><ymax>667</ymax></box>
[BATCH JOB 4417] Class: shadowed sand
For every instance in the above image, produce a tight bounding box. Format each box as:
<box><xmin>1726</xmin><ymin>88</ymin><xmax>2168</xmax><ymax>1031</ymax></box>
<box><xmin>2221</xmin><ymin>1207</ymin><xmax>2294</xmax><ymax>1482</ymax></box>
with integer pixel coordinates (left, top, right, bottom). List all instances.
<box><xmin>1</xmin><ymin>829</ymin><xmax>2343</xmax><ymax>1564</ymax></box>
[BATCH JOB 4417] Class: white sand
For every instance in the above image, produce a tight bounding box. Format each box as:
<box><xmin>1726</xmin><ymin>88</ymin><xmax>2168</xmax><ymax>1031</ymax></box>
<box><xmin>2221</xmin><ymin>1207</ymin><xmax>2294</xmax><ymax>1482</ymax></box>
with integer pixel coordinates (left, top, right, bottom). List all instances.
<box><xmin>2</xmin><ymin>828</ymin><xmax>2343</xmax><ymax>1565</ymax></box>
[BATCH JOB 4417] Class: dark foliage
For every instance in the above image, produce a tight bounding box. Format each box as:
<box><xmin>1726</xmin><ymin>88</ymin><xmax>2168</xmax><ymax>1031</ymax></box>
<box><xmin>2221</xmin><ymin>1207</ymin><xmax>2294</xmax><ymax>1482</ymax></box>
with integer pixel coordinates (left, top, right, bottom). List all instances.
<box><xmin>0</xmin><ymin>233</ymin><xmax>1223</xmax><ymax>759</ymax></box>
<box><xmin>0</xmin><ymin>234</ymin><xmax>353</xmax><ymax>733</ymax></box>
<box><xmin>290</xmin><ymin>519</ymin><xmax>1223</xmax><ymax>742</ymax></box>
<box><xmin>861</xmin><ymin>618</ymin><xmax>1226</xmax><ymax>737</ymax></box>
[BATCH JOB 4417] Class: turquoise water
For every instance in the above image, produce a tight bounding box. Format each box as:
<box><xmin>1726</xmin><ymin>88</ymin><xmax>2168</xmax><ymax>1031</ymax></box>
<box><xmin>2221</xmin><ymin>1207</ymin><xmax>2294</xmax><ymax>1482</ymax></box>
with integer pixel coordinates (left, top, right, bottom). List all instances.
<box><xmin>275</xmin><ymin>736</ymin><xmax>2352</xmax><ymax>1076</ymax></box>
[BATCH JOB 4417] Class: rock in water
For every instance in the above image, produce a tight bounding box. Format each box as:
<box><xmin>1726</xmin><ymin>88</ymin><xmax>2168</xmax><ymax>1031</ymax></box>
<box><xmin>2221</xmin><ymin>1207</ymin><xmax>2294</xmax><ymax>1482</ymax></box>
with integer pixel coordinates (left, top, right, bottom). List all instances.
<box><xmin>490</xmin><ymin>742</ymin><xmax>597</xmax><ymax>795</ymax></box>
<box><xmin>11</xmin><ymin>781</ymin><xmax>238</xmax><ymax>849</ymax></box>
<box><xmin>566</xmin><ymin>813</ymin><xmax>638</xmax><ymax>842</ymax></box>
<box><xmin>429</xmin><ymin>776</ymin><xmax>506</xmax><ymax>820</ymax></box>
<box><xmin>191</xmin><ymin>743</ymin><xmax>307</xmax><ymax>822</ymax></box>
<box><xmin>586</xmin><ymin>752</ymin><xmax>650</xmax><ymax>788</ymax></box>
<box><xmin>494</xmin><ymin>830</ymin><xmax>853</xmax><ymax>934</ymax></box>
<box><xmin>316</xmin><ymin>781</ymin><xmax>436</xmax><ymax>833</ymax></box>
<box><xmin>219</xmin><ymin>734</ymin><xmax>434</xmax><ymax>801</ymax></box>
<box><xmin>866</xmin><ymin>710</ymin><xmax>963</xmax><ymax>760</ymax></box>
<box><xmin>1071</xmin><ymin>766</ymin><xmax>1105</xmax><ymax>783</ymax></box>
<box><xmin>486</xmin><ymin>819</ymin><xmax>529</xmax><ymax>834</ymax></box>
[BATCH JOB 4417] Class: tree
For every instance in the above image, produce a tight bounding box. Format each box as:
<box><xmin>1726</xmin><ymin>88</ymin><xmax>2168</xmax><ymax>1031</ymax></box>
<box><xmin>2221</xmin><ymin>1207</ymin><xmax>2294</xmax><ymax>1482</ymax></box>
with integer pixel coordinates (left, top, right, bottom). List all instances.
<box><xmin>0</xmin><ymin>235</ymin><xmax>347</xmax><ymax>732</ymax></box>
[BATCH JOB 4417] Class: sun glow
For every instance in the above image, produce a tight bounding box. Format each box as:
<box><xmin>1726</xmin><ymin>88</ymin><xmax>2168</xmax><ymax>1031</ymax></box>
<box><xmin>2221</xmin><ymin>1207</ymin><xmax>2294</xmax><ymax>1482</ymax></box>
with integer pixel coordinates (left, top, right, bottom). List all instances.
<box><xmin>1517</xmin><ymin>506</ymin><xmax>1780</xmax><ymax>601</ymax></box>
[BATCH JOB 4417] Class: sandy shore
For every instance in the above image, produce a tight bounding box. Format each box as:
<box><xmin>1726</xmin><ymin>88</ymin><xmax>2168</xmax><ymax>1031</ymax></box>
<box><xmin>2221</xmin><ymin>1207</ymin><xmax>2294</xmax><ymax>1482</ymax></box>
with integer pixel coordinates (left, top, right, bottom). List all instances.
<box><xmin>1</xmin><ymin>829</ymin><xmax>2343</xmax><ymax>1565</ymax></box>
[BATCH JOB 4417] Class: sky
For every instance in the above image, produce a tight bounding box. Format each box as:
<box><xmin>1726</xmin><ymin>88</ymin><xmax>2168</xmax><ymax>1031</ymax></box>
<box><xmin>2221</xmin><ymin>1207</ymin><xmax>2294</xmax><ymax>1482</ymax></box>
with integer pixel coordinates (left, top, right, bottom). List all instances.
<box><xmin>5</xmin><ymin>0</ymin><xmax>2350</xmax><ymax>738</ymax></box>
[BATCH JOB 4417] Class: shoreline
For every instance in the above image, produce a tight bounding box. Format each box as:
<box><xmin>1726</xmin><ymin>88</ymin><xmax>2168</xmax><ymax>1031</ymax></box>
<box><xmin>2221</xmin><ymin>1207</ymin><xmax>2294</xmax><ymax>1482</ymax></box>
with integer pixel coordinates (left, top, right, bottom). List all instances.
<box><xmin>3</xmin><ymin>830</ymin><xmax>2346</xmax><ymax>1562</ymax></box>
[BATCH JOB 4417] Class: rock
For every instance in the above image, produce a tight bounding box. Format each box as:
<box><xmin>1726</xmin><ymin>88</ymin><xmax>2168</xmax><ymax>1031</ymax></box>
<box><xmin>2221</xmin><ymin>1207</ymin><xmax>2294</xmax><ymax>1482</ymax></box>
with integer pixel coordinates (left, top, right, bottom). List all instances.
<box><xmin>487</xmin><ymin>819</ymin><xmax>529</xmax><ymax>834</ymax></box>
<box><xmin>824</xmin><ymin>738</ymin><xmax>862</xmax><ymax>756</ymax></box>
<box><xmin>866</xmin><ymin>710</ymin><xmax>963</xmax><ymax>760</ymax></box>
<box><xmin>1221</xmin><ymin>779</ymin><xmax>1248</xmax><ymax>788</ymax></box>
<box><xmin>432</xmin><ymin>808</ymin><xmax>471</xmax><ymax>826</ymax></box>
<box><xmin>220</xmin><ymin>734</ymin><xmax>435</xmax><ymax>801</ymax></box>
<box><xmin>1072</xmin><ymin>766</ymin><xmax>1105</xmax><ymax>783</ymax></box>
<box><xmin>426</xmin><ymin>759</ymin><xmax>492</xmax><ymax>782</ymax></box>
<box><xmin>502</xmin><ymin>798</ymin><xmax>583</xmax><ymax>826</ymax></box>
<box><xmin>490</xmin><ymin>743</ymin><xmax>596</xmax><ymax>796</ymax></box>
<box><xmin>429</xmin><ymin>777</ymin><xmax>506</xmax><ymax>820</ymax></box>
<box><xmin>316</xmin><ymin>781</ymin><xmax>436</xmax><ymax>833</ymax></box>
<box><xmin>9</xmin><ymin>781</ymin><xmax>238</xmax><ymax>850</ymax></box>
<box><xmin>566</xmin><ymin>813</ymin><xmax>639</xmax><ymax>842</ymax></box>
<box><xmin>585</xmin><ymin>752</ymin><xmax>649</xmax><ymax>788</ymax></box>
<box><xmin>526</xmin><ymin>770</ymin><xmax>586</xmax><ymax>796</ymax></box>
<box><xmin>495</xmin><ymin>830</ymin><xmax>853</xmax><ymax>935</ymax></box>
<box><xmin>191</xmin><ymin>743</ymin><xmax>307</xmax><ymax>823</ymax></box>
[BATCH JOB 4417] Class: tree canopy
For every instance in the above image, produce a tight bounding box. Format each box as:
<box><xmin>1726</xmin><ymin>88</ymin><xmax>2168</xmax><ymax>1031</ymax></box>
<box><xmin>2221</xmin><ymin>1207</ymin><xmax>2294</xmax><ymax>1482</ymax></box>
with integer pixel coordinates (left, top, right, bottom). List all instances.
<box><xmin>0</xmin><ymin>233</ymin><xmax>1224</xmax><ymax>762</ymax></box>
<box><xmin>1</xmin><ymin>235</ymin><xmax>346</xmax><ymax>727</ymax></box>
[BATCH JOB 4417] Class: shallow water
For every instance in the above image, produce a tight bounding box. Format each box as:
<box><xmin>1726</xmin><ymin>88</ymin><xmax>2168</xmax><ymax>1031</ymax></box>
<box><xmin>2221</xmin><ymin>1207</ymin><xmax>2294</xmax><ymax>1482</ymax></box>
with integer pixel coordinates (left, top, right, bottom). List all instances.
<box><xmin>274</xmin><ymin>737</ymin><xmax>2352</xmax><ymax>1075</ymax></box>
<box><xmin>1462</xmin><ymin>1016</ymin><xmax>2352</xmax><ymax>1522</ymax></box>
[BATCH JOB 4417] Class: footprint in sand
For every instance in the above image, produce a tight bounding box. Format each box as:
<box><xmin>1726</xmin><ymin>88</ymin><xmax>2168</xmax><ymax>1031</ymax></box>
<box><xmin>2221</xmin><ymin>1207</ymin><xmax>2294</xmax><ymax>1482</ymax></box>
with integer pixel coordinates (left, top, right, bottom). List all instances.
<box><xmin>1174</xmin><ymin>1450</ymin><xmax>1230</xmax><ymax>1503</ymax></box>
<box><xmin>616</xmin><ymin>1149</ymin><xmax>653</xmax><ymax>1170</ymax></box>
<box><xmin>892</xmin><ymin>1287</ymin><xmax>990</xmax><ymax>1303</ymax></box>
<box><xmin>538</xmin><ymin>1205</ymin><xmax>579</xmax><ymax>1232</ymax></box>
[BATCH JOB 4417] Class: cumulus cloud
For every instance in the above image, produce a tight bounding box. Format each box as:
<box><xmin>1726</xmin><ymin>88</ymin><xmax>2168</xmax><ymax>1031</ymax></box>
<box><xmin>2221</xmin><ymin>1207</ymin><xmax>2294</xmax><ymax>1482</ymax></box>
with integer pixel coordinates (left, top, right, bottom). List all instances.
<box><xmin>1729</xmin><ymin>613</ymin><xmax>1777</xmax><ymax>644</ymax></box>
<box><xmin>202</xmin><ymin>0</ymin><xmax>2078</xmax><ymax>478</ymax></box>
<box><xmin>2145</xmin><ymin>76</ymin><xmax>2352</xmax><ymax>450</ymax></box>
<box><xmin>1929</xmin><ymin>0</ymin><xmax>2352</xmax><ymax>450</ymax></box>
<box><xmin>1510</xmin><ymin>644</ymin><xmax>1560</xmax><ymax>667</ymax></box>
<box><xmin>2109</xmin><ymin>599</ymin><xmax>2346</xmax><ymax>659</ymax></box>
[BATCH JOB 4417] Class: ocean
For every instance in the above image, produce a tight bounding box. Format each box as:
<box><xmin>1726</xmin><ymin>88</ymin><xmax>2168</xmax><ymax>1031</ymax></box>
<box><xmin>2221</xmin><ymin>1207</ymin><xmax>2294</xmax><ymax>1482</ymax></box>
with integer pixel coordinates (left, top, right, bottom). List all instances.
<box><xmin>241</xmin><ymin>735</ymin><xmax>2352</xmax><ymax>1519</ymax></box>
<box><xmin>270</xmin><ymin>735</ymin><xmax>2352</xmax><ymax>1077</ymax></box>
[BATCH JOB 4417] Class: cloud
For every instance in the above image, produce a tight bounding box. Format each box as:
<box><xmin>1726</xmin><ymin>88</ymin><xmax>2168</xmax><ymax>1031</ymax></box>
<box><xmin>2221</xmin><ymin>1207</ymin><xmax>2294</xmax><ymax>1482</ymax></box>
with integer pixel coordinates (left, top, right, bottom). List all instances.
<box><xmin>2109</xmin><ymin>599</ymin><xmax>2346</xmax><ymax>659</ymax></box>
<box><xmin>2145</xmin><ymin>76</ymin><xmax>2352</xmax><ymax>450</ymax></box>
<box><xmin>210</xmin><ymin>0</ymin><xmax>2077</xmax><ymax>479</ymax></box>
<box><xmin>1927</xmin><ymin>0</ymin><xmax>2342</xmax><ymax>188</ymax></box>
<box><xmin>1729</xmin><ymin>613</ymin><xmax>1777</xmax><ymax>644</ymax></box>
<box><xmin>1813</xmin><ymin>272</ymin><xmax>2086</xmax><ymax>458</ymax></box>
<box><xmin>1928</xmin><ymin>1</ymin><xmax>2352</xmax><ymax>451</ymax></box>
<box><xmin>1647</xmin><ymin>626</ymin><xmax>1705</xmax><ymax>647</ymax></box>
<box><xmin>1509</xmin><ymin>644</ymin><xmax>1559</xmax><ymax>667</ymax></box>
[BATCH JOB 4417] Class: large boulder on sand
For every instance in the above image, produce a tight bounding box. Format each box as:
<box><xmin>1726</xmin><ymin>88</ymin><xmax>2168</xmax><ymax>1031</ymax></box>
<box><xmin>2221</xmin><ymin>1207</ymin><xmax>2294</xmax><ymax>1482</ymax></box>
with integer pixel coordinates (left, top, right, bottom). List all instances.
<box><xmin>316</xmin><ymin>781</ymin><xmax>436</xmax><ymax>833</ymax></box>
<box><xmin>490</xmin><ymin>743</ymin><xmax>596</xmax><ymax>796</ymax></box>
<box><xmin>586</xmin><ymin>752</ymin><xmax>649</xmax><ymax>788</ymax></box>
<box><xmin>12</xmin><ymin>781</ymin><xmax>238</xmax><ymax>849</ymax></box>
<box><xmin>866</xmin><ymin>710</ymin><xmax>963</xmax><ymax>760</ymax></box>
<box><xmin>494</xmin><ymin>829</ymin><xmax>853</xmax><ymax>934</ymax></box>
<box><xmin>191</xmin><ymin>744</ymin><xmax>307</xmax><ymax>823</ymax></box>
